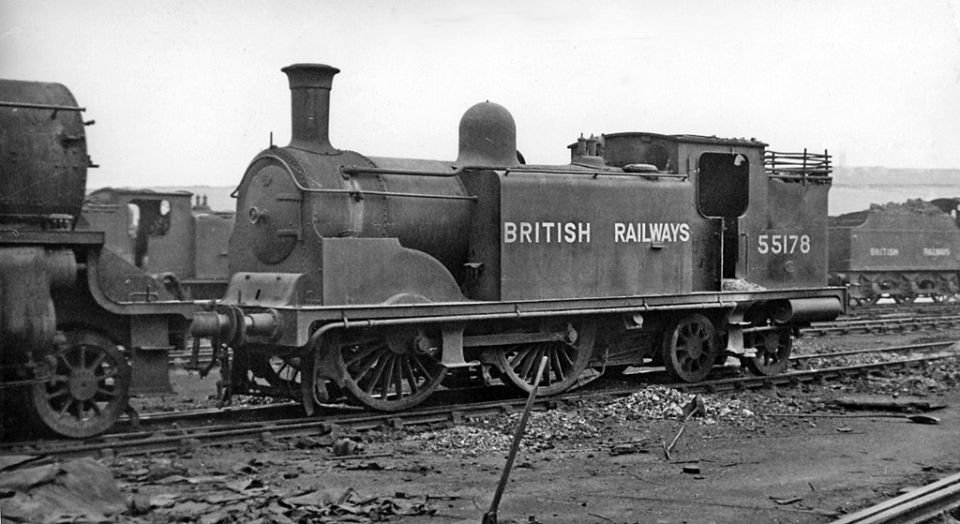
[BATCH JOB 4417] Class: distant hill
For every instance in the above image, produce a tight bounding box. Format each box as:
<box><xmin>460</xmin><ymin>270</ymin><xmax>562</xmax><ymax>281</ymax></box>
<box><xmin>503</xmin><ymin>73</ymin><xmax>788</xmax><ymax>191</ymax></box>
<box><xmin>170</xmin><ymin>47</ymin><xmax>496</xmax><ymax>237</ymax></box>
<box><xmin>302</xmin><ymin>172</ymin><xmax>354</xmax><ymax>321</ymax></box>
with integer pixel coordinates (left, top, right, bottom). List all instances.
<box><xmin>127</xmin><ymin>167</ymin><xmax>960</xmax><ymax>216</ymax></box>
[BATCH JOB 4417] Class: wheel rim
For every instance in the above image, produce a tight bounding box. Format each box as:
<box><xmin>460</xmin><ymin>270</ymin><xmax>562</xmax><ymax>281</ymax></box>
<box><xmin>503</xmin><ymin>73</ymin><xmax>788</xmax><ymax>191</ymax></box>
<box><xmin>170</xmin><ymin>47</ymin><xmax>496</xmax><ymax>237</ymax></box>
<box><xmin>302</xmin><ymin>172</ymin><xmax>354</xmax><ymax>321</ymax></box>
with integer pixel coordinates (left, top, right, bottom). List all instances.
<box><xmin>494</xmin><ymin>323</ymin><xmax>594</xmax><ymax>396</ymax></box>
<box><xmin>335</xmin><ymin>329</ymin><xmax>446</xmax><ymax>411</ymax></box>
<box><xmin>661</xmin><ymin>314</ymin><xmax>718</xmax><ymax>383</ymax></box>
<box><xmin>31</xmin><ymin>330</ymin><xmax>130</xmax><ymax>438</ymax></box>
<box><xmin>746</xmin><ymin>329</ymin><xmax>792</xmax><ymax>376</ymax></box>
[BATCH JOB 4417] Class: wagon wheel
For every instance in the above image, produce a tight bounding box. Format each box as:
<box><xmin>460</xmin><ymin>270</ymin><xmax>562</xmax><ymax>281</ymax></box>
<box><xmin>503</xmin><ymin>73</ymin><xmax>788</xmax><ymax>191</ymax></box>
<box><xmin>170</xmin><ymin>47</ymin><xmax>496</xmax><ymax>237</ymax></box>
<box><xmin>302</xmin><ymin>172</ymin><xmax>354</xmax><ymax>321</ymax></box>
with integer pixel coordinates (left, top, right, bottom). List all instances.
<box><xmin>335</xmin><ymin>329</ymin><xmax>446</xmax><ymax>411</ymax></box>
<box><xmin>661</xmin><ymin>314</ymin><xmax>719</xmax><ymax>383</ymax></box>
<box><xmin>494</xmin><ymin>322</ymin><xmax>595</xmax><ymax>396</ymax></box>
<box><xmin>744</xmin><ymin>328</ymin><xmax>793</xmax><ymax>376</ymax></box>
<box><xmin>31</xmin><ymin>330</ymin><xmax>130</xmax><ymax>438</ymax></box>
<box><xmin>893</xmin><ymin>294</ymin><xmax>916</xmax><ymax>305</ymax></box>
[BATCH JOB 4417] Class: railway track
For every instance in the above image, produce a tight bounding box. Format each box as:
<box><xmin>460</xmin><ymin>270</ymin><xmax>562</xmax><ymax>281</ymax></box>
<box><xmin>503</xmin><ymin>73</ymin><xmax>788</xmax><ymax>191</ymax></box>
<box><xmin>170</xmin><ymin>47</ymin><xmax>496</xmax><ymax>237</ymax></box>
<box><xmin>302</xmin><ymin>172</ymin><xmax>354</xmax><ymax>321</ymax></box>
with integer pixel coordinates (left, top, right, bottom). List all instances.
<box><xmin>831</xmin><ymin>470</ymin><xmax>960</xmax><ymax>524</ymax></box>
<box><xmin>805</xmin><ymin>313</ymin><xmax>960</xmax><ymax>336</ymax></box>
<box><xmin>4</xmin><ymin>340</ymin><xmax>957</xmax><ymax>460</ymax></box>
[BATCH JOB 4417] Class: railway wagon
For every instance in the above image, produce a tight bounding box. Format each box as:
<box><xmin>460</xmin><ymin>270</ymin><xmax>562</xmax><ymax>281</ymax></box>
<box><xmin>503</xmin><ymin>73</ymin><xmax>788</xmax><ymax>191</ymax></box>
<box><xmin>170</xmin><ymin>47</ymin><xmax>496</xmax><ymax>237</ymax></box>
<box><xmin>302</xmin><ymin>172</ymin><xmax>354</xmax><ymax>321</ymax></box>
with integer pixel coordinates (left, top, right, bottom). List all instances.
<box><xmin>79</xmin><ymin>188</ymin><xmax>234</xmax><ymax>300</ymax></box>
<box><xmin>828</xmin><ymin>199</ymin><xmax>960</xmax><ymax>305</ymax></box>
<box><xmin>0</xmin><ymin>79</ymin><xmax>195</xmax><ymax>438</ymax></box>
<box><xmin>191</xmin><ymin>63</ymin><xmax>845</xmax><ymax>413</ymax></box>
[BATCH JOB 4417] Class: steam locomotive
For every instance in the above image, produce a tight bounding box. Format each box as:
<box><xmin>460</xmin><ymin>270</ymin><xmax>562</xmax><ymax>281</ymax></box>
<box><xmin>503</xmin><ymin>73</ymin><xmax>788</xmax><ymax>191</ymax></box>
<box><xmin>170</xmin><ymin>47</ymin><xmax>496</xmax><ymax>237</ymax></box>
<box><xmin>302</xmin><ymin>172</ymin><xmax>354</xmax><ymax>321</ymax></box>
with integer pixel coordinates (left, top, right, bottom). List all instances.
<box><xmin>0</xmin><ymin>79</ymin><xmax>194</xmax><ymax>438</ymax></box>
<box><xmin>829</xmin><ymin>198</ymin><xmax>960</xmax><ymax>305</ymax></box>
<box><xmin>1</xmin><ymin>65</ymin><xmax>846</xmax><ymax>438</ymax></box>
<box><xmin>80</xmin><ymin>187</ymin><xmax>234</xmax><ymax>300</ymax></box>
<box><xmin>190</xmin><ymin>63</ymin><xmax>846</xmax><ymax>414</ymax></box>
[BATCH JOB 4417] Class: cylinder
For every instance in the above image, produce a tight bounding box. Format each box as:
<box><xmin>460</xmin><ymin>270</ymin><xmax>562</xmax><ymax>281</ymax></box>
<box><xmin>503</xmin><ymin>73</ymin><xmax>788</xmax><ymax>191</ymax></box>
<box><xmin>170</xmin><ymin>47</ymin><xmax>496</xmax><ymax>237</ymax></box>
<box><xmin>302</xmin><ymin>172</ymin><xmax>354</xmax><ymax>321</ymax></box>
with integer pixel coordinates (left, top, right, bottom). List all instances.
<box><xmin>772</xmin><ymin>297</ymin><xmax>843</xmax><ymax>324</ymax></box>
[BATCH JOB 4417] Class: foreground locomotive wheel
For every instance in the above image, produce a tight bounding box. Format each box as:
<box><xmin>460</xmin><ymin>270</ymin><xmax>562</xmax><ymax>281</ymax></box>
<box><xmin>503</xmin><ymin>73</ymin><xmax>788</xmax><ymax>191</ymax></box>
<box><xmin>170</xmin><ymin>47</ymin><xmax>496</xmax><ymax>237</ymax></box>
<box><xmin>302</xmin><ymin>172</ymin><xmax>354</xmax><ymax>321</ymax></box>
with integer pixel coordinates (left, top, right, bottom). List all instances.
<box><xmin>495</xmin><ymin>323</ymin><xmax>594</xmax><ymax>396</ymax></box>
<box><xmin>31</xmin><ymin>330</ymin><xmax>130</xmax><ymax>438</ymax></box>
<box><xmin>661</xmin><ymin>314</ymin><xmax>719</xmax><ymax>383</ymax></box>
<box><xmin>335</xmin><ymin>329</ymin><xmax>446</xmax><ymax>411</ymax></box>
<box><xmin>745</xmin><ymin>329</ymin><xmax>793</xmax><ymax>376</ymax></box>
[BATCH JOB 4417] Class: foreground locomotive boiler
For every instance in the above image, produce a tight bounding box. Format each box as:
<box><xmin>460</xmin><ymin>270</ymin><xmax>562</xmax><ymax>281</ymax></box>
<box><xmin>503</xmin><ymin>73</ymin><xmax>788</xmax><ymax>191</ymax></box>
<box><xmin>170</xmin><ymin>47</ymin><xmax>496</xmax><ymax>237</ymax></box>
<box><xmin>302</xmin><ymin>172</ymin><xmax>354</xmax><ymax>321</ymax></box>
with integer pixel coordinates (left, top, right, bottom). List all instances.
<box><xmin>193</xmin><ymin>63</ymin><xmax>845</xmax><ymax>412</ymax></box>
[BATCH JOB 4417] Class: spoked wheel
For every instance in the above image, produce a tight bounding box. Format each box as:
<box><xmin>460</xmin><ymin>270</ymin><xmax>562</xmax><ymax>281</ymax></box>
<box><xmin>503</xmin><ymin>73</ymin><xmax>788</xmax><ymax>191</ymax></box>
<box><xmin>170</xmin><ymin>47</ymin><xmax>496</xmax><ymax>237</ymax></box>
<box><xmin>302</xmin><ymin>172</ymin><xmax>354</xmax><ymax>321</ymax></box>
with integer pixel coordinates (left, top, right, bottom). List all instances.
<box><xmin>661</xmin><ymin>314</ymin><xmax>719</xmax><ymax>383</ymax></box>
<box><xmin>494</xmin><ymin>323</ymin><xmax>595</xmax><ymax>396</ymax></box>
<box><xmin>246</xmin><ymin>352</ymin><xmax>303</xmax><ymax>398</ymax></box>
<box><xmin>31</xmin><ymin>330</ymin><xmax>130</xmax><ymax>438</ymax></box>
<box><xmin>335</xmin><ymin>328</ymin><xmax>446</xmax><ymax>411</ymax></box>
<box><xmin>745</xmin><ymin>328</ymin><xmax>793</xmax><ymax>376</ymax></box>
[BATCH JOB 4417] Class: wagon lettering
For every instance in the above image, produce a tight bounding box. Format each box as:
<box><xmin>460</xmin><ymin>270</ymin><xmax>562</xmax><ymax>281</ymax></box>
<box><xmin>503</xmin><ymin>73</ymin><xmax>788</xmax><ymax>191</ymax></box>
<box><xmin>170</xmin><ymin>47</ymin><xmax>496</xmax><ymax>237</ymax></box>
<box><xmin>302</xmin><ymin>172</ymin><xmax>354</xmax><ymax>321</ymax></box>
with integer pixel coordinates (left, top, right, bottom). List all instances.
<box><xmin>869</xmin><ymin>247</ymin><xmax>899</xmax><ymax>256</ymax></box>
<box><xmin>923</xmin><ymin>248</ymin><xmax>951</xmax><ymax>256</ymax></box>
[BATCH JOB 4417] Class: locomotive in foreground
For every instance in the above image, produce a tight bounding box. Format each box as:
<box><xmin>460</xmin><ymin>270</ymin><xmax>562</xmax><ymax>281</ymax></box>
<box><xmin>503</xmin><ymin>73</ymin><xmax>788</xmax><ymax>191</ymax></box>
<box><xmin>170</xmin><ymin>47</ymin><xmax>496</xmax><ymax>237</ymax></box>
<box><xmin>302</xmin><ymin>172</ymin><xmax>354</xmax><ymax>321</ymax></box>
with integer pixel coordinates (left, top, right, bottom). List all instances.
<box><xmin>829</xmin><ymin>198</ymin><xmax>960</xmax><ymax>305</ymax></box>
<box><xmin>192</xmin><ymin>63</ymin><xmax>845</xmax><ymax>413</ymax></box>
<box><xmin>0</xmin><ymin>79</ymin><xmax>194</xmax><ymax>438</ymax></box>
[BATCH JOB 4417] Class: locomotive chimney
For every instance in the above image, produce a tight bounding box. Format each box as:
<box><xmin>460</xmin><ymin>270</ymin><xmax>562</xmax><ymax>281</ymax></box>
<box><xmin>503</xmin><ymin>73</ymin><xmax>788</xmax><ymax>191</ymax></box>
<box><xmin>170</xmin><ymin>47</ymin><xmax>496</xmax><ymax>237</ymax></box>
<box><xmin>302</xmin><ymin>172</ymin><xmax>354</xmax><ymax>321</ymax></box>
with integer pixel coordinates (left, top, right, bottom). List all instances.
<box><xmin>281</xmin><ymin>63</ymin><xmax>340</xmax><ymax>153</ymax></box>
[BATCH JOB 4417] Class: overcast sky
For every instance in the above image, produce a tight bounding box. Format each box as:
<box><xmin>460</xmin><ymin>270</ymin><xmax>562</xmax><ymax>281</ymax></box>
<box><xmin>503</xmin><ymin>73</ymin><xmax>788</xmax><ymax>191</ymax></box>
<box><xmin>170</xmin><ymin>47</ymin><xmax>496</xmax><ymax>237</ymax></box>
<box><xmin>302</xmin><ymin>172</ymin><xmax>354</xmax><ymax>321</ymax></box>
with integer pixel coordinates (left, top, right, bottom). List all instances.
<box><xmin>2</xmin><ymin>0</ymin><xmax>960</xmax><ymax>189</ymax></box>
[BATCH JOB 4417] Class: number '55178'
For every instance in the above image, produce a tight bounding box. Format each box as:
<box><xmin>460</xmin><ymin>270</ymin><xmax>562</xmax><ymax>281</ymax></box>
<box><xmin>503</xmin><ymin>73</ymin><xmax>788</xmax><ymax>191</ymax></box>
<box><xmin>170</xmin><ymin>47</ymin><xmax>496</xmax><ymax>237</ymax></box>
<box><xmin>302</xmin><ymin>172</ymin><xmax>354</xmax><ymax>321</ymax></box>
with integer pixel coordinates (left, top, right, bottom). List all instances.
<box><xmin>757</xmin><ymin>234</ymin><xmax>810</xmax><ymax>254</ymax></box>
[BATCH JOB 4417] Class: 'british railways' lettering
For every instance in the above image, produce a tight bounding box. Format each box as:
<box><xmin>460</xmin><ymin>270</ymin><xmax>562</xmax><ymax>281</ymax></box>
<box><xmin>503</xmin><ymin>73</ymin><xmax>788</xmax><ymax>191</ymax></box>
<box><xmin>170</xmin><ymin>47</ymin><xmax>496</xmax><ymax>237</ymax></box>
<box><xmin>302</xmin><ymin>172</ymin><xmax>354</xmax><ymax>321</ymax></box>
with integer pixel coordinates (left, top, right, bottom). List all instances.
<box><xmin>502</xmin><ymin>221</ymin><xmax>690</xmax><ymax>244</ymax></box>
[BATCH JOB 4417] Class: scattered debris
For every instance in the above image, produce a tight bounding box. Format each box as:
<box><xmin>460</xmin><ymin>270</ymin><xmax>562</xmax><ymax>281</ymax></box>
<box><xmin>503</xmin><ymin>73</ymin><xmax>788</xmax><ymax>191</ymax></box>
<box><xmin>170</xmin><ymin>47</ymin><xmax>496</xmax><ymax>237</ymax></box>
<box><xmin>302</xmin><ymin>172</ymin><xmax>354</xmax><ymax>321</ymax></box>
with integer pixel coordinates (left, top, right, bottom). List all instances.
<box><xmin>0</xmin><ymin>457</ymin><xmax>127</xmax><ymax>523</ymax></box>
<box><xmin>332</xmin><ymin>437</ymin><xmax>362</xmax><ymax>456</ymax></box>
<box><xmin>682</xmin><ymin>464</ymin><xmax>701</xmax><ymax>475</ymax></box>
<box><xmin>609</xmin><ymin>442</ymin><xmax>651</xmax><ymax>456</ymax></box>
<box><xmin>907</xmin><ymin>414</ymin><xmax>941</xmax><ymax>425</ymax></box>
<box><xmin>833</xmin><ymin>395</ymin><xmax>947</xmax><ymax>413</ymax></box>
<box><xmin>771</xmin><ymin>496</ymin><xmax>803</xmax><ymax>505</ymax></box>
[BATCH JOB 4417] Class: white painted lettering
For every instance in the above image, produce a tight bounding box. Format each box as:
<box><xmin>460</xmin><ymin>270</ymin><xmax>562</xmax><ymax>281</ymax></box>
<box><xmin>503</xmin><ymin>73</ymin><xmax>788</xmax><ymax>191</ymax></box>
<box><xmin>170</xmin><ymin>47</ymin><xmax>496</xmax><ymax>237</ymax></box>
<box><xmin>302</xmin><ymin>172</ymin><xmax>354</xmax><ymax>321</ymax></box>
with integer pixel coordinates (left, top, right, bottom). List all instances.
<box><xmin>614</xmin><ymin>223</ymin><xmax>626</xmax><ymax>243</ymax></box>
<box><xmin>504</xmin><ymin>222</ymin><xmax>517</xmax><ymax>243</ymax></box>
<box><xmin>520</xmin><ymin>222</ymin><xmax>533</xmax><ymax>243</ymax></box>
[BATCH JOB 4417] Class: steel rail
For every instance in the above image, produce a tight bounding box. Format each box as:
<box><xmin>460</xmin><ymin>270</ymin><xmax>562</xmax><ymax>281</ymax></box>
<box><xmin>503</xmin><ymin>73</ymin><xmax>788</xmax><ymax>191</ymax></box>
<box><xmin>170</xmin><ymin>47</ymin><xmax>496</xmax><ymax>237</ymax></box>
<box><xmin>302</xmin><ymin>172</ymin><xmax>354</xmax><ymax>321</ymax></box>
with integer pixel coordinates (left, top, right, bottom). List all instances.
<box><xmin>831</xmin><ymin>471</ymin><xmax>960</xmax><ymax>524</ymax></box>
<box><xmin>5</xmin><ymin>347</ymin><xmax>957</xmax><ymax>459</ymax></box>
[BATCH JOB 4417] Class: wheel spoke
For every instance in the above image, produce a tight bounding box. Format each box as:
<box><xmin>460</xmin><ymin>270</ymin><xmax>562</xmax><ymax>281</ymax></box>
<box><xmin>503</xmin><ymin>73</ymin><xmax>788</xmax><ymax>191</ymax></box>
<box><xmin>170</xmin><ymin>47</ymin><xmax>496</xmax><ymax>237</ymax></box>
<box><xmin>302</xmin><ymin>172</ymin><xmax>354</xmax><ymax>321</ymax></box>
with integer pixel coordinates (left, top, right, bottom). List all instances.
<box><xmin>550</xmin><ymin>348</ymin><xmax>565</xmax><ymax>383</ymax></box>
<box><xmin>57</xmin><ymin>398</ymin><xmax>74</xmax><ymax>416</ymax></box>
<box><xmin>402</xmin><ymin>358</ymin><xmax>420</xmax><ymax>394</ymax></box>
<box><xmin>351</xmin><ymin>351</ymin><xmax>381</xmax><ymax>383</ymax></box>
<box><xmin>363</xmin><ymin>353</ymin><xmax>391</xmax><ymax>395</ymax></box>
<box><xmin>344</xmin><ymin>343</ymin><xmax>387</xmax><ymax>368</ymax></box>
<box><xmin>516</xmin><ymin>346</ymin><xmax>538</xmax><ymax>379</ymax></box>
<box><xmin>411</xmin><ymin>354</ymin><xmax>433</xmax><ymax>380</ymax></box>
<box><xmin>88</xmin><ymin>351</ymin><xmax>106</xmax><ymax>372</ymax></box>
<box><xmin>393</xmin><ymin>358</ymin><xmax>404</xmax><ymax>399</ymax></box>
<box><xmin>45</xmin><ymin>387</ymin><xmax>69</xmax><ymax>400</ymax></box>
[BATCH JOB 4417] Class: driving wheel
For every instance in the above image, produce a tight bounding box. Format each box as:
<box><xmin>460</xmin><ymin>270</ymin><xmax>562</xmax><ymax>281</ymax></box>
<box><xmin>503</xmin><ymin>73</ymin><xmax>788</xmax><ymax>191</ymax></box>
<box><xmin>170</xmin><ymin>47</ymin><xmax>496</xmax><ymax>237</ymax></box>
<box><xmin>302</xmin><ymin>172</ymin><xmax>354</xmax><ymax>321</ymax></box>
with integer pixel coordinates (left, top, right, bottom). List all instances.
<box><xmin>495</xmin><ymin>322</ymin><xmax>595</xmax><ymax>396</ymax></box>
<box><xmin>335</xmin><ymin>328</ymin><xmax>446</xmax><ymax>411</ymax></box>
<box><xmin>31</xmin><ymin>330</ymin><xmax>130</xmax><ymax>438</ymax></box>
